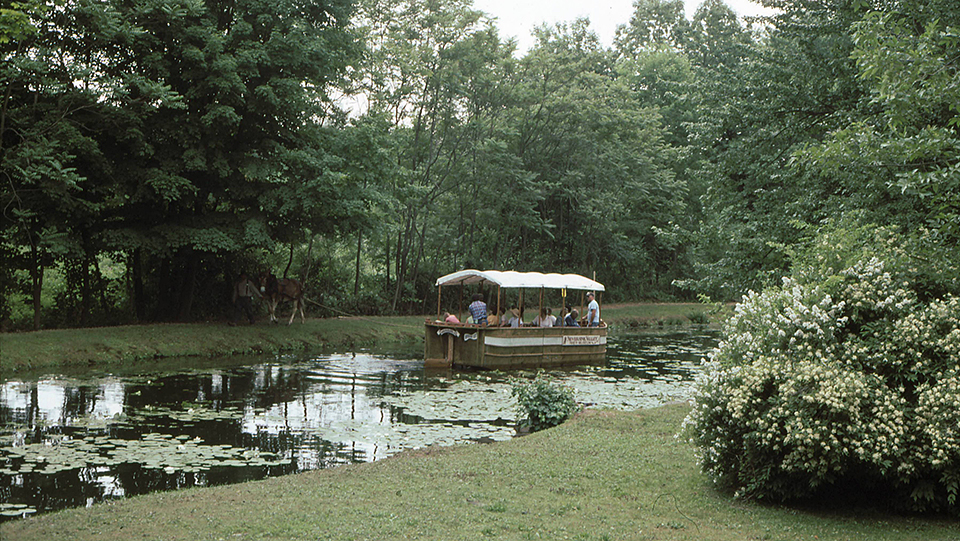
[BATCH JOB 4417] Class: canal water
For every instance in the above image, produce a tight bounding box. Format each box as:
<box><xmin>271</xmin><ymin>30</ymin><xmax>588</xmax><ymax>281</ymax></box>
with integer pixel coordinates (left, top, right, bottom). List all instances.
<box><xmin>0</xmin><ymin>329</ymin><xmax>718</xmax><ymax>520</ymax></box>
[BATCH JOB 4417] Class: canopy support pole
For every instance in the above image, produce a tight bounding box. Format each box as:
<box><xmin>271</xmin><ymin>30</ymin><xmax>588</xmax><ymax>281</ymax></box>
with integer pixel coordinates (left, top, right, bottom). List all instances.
<box><xmin>538</xmin><ymin>287</ymin><xmax>544</xmax><ymax>326</ymax></box>
<box><xmin>436</xmin><ymin>285</ymin><xmax>441</xmax><ymax>319</ymax></box>
<box><xmin>479</xmin><ymin>279</ymin><xmax>486</xmax><ymax>324</ymax></box>
<box><xmin>561</xmin><ymin>288</ymin><xmax>567</xmax><ymax>328</ymax></box>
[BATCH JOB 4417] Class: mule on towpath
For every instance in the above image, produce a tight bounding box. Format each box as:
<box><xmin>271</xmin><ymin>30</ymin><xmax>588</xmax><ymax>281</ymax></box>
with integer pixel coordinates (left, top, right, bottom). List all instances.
<box><xmin>258</xmin><ymin>272</ymin><xmax>306</xmax><ymax>325</ymax></box>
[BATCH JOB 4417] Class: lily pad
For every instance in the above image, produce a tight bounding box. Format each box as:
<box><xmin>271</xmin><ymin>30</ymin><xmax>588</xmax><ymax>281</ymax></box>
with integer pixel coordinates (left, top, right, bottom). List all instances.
<box><xmin>0</xmin><ymin>503</ymin><xmax>36</xmax><ymax>517</ymax></box>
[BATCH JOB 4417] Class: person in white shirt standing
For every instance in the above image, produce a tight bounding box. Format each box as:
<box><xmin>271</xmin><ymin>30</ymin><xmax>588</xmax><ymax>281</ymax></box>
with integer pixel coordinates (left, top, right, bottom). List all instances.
<box><xmin>231</xmin><ymin>272</ymin><xmax>261</xmax><ymax>325</ymax></box>
<box><xmin>586</xmin><ymin>292</ymin><xmax>600</xmax><ymax>327</ymax></box>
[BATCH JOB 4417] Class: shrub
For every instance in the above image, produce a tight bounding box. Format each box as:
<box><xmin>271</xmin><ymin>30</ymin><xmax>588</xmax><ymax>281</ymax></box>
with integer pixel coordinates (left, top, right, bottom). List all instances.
<box><xmin>512</xmin><ymin>374</ymin><xmax>579</xmax><ymax>433</ymax></box>
<box><xmin>682</xmin><ymin>257</ymin><xmax>960</xmax><ymax>515</ymax></box>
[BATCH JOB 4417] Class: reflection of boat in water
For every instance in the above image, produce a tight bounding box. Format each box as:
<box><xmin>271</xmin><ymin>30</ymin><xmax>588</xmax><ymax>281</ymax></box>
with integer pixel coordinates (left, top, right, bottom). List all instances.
<box><xmin>424</xmin><ymin>270</ymin><xmax>606</xmax><ymax>369</ymax></box>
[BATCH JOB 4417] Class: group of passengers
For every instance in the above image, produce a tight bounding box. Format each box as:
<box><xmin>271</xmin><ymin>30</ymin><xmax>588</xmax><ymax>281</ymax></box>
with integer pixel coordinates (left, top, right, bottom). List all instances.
<box><xmin>443</xmin><ymin>292</ymin><xmax>601</xmax><ymax>328</ymax></box>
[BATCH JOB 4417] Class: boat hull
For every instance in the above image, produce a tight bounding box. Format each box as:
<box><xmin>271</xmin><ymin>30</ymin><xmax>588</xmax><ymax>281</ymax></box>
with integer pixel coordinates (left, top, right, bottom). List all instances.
<box><xmin>424</xmin><ymin>322</ymin><xmax>606</xmax><ymax>369</ymax></box>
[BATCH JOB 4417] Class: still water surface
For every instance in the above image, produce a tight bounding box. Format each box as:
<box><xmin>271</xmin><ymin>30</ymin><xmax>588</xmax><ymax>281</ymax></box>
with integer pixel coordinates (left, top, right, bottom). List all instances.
<box><xmin>0</xmin><ymin>329</ymin><xmax>718</xmax><ymax>520</ymax></box>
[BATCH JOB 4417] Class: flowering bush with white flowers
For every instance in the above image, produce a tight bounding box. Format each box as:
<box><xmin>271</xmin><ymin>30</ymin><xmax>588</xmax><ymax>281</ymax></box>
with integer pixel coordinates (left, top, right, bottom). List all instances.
<box><xmin>682</xmin><ymin>256</ymin><xmax>960</xmax><ymax>514</ymax></box>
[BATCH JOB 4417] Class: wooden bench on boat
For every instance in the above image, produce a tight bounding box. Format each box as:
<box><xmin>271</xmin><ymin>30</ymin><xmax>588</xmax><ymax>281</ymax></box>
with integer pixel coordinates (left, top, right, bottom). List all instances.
<box><xmin>424</xmin><ymin>270</ymin><xmax>606</xmax><ymax>369</ymax></box>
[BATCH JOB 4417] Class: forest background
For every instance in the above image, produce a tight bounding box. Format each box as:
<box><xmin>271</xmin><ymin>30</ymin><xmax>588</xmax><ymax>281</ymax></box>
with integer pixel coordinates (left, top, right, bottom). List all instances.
<box><xmin>2</xmin><ymin>0</ymin><xmax>958</xmax><ymax>331</ymax></box>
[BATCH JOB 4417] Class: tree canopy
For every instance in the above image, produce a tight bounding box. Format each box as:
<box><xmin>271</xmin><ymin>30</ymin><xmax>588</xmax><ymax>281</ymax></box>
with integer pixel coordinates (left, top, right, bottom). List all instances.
<box><xmin>2</xmin><ymin>0</ymin><xmax>957</xmax><ymax>332</ymax></box>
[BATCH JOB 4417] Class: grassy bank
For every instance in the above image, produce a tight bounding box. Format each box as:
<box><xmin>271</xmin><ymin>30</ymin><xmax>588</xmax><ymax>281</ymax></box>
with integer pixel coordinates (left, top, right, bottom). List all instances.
<box><xmin>2</xmin><ymin>404</ymin><xmax>954</xmax><ymax>541</ymax></box>
<box><xmin>0</xmin><ymin>303</ymin><xmax>714</xmax><ymax>374</ymax></box>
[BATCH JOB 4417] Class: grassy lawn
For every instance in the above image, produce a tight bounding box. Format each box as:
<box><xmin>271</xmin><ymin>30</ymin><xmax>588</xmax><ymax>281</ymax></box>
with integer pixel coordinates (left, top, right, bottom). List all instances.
<box><xmin>0</xmin><ymin>315</ymin><xmax>426</xmax><ymax>373</ymax></box>
<box><xmin>1</xmin><ymin>404</ymin><xmax>955</xmax><ymax>541</ymax></box>
<box><xmin>0</xmin><ymin>304</ymin><xmax>721</xmax><ymax>374</ymax></box>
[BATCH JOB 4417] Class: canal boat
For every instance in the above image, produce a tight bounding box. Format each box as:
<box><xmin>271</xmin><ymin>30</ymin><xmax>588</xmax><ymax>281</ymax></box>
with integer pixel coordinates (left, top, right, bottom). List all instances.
<box><xmin>424</xmin><ymin>270</ymin><xmax>606</xmax><ymax>369</ymax></box>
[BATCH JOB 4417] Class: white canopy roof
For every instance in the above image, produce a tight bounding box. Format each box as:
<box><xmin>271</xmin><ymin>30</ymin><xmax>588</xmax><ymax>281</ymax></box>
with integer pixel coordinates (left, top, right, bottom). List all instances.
<box><xmin>435</xmin><ymin>270</ymin><xmax>604</xmax><ymax>291</ymax></box>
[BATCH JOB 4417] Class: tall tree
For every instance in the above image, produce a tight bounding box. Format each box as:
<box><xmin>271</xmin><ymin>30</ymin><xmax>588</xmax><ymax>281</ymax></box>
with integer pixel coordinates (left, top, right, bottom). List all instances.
<box><xmin>114</xmin><ymin>0</ymin><xmax>362</xmax><ymax>320</ymax></box>
<box><xmin>352</xmin><ymin>0</ymin><xmax>507</xmax><ymax>311</ymax></box>
<box><xmin>349</xmin><ymin>5</ymin><xmax>691</xmax><ymax>305</ymax></box>
<box><xmin>0</xmin><ymin>0</ymin><xmax>158</xmax><ymax>328</ymax></box>
<box><xmin>797</xmin><ymin>6</ymin><xmax>960</xmax><ymax>284</ymax></box>
<box><xmin>614</xmin><ymin>0</ymin><xmax>690</xmax><ymax>55</ymax></box>
<box><xmin>2</xmin><ymin>0</ymin><xmax>365</xmax><ymax>325</ymax></box>
<box><xmin>502</xmin><ymin>19</ymin><xmax>686</xmax><ymax>297</ymax></box>
<box><xmin>684</xmin><ymin>0</ymin><xmax>871</xmax><ymax>299</ymax></box>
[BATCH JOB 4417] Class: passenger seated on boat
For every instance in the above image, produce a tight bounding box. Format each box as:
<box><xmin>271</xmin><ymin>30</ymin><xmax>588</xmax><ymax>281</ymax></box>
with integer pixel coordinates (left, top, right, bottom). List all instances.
<box><xmin>532</xmin><ymin>307</ymin><xmax>554</xmax><ymax>328</ymax></box>
<box><xmin>468</xmin><ymin>293</ymin><xmax>488</xmax><ymax>326</ymax></box>
<box><xmin>546</xmin><ymin>307</ymin><xmax>557</xmax><ymax>327</ymax></box>
<box><xmin>507</xmin><ymin>307</ymin><xmax>523</xmax><ymax>328</ymax></box>
<box><xmin>444</xmin><ymin>311</ymin><xmax>460</xmax><ymax>324</ymax></box>
<box><xmin>564</xmin><ymin>309</ymin><xmax>580</xmax><ymax>327</ymax></box>
<box><xmin>487</xmin><ymin>309</ymin><xmax>501</xmax><ymax>326</ymax></box>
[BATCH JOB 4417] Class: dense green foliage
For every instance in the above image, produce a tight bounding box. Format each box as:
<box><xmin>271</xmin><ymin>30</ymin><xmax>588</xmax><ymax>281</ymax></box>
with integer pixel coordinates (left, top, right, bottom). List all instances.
<box><xmin>511</xmin><ymin>374</ymin><xmax>579</xmax><ymax>432</ymax></box>
<box><xmin>3</xmin><ymin>0</ymin><xmax>958</xmax><ymax>332</ymax></box>
<box><xmin>2</xmin><ymin>0</ymin><xmax>367</xmax><ymax>327</ymax></box>
<box><xmin>681</xmin><ymin>0</ymin><xmax>960</xmax><ymax>514</ymax></box>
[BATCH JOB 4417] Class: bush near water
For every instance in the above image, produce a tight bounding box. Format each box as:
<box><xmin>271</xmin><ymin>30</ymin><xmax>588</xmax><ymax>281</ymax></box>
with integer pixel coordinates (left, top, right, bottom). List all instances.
<box><xmin>682</xmin><ymin>228</ymin><xmax>960</xmax><ymax>515</ymax></box>
<box><xmin>511</xmin><ymin>375</ymin><xmax>580</xmax><ymax>433</ymax></box>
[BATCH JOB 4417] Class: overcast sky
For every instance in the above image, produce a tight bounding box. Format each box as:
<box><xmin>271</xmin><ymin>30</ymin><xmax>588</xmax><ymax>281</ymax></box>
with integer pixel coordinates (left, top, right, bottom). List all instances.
<box><xmin>472</xmin><ymin>0</ymin><xmax>776</xmax><ymax>52</ymax></box>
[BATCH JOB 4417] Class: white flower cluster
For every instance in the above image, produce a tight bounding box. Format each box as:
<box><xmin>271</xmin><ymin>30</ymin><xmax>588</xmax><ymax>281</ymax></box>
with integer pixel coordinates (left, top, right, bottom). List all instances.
<box><xmin>916</xmin><ymin>367</ymin><xmax>960</xmax><ymax>469</ymax></box>
<box><xmin>882</xmin><ymin>295</ymin><xmax>960</xmax><ymax>373</ymax></box>
<box><xmin>840</xmin><ymin>258</ymin><xmax>917</xmax><ymax>313</ymax></box>
<box><xmin>716</xmin><ymin>277</ymin><xmax>847</xmax><ymax>367</ymax></box>
<box><xmin>682</xmin><ymin>258</ymin><xmax>960</xmax><ymax>512</ymax></box>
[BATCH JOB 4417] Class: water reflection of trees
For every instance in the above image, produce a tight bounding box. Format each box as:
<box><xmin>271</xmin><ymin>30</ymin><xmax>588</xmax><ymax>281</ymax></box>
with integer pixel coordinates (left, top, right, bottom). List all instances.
<box><xmin>1</xmin><ymin>360</ymin><xmax>416</xmax><ymax>517</ymax></box>
<box><xmin>605</xmin><ymin>331</ymin><xmax>719</xmax><ymax>381</ymax></box>
<box><xmin>0</xmin><ymin>382</ymin><xmax>111</xmax><ymax>442</ymax></box>
<box><xmin>2</xmin><ymin>356</ymin><xmax>426</xmax><ymax>435</ymax></box>
<box><xmin>1</xmin><ymin>339</ymin><xmax>721</xmax><ymax>518</ymax></box>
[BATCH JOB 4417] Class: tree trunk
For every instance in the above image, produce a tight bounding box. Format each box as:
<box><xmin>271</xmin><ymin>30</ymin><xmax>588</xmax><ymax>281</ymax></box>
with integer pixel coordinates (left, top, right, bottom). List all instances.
<box><xmin>283</xmin><ymin>242</ymin><xmax>294</xmax><ymax>279</ymax></box>
<box><xmin>132</xmin><ymin>248</ymin><xmax>145</xmax><ymax>322</ymax></box>
<box><xmin>384</xmin><ymin>230</ymin><xmax>391</xmax><ymax>300</ymax></box>
<box><xmin>79</xmin><ymin>251</ymin><xmax>91</xmax><ymax>327</ymax></box>
<box><xmin>392</xmin><ymin>211</ymin><xmax>413</xmax><ymax>312</ymax></box>
<box><xmin>175</xmin><ymin>250</ymin><xmax>200</xmax><ymax>322</ymax></box>
<box><xmin>94</xmin><ymin>258</ymin><xmax>110</xmax><ymax>316</ymax></box>
<box><xmin>354</xmin><ymin>230</ymin><xmax>362</xmax><ymax>297</ymax></box>
<box><xmin>303</xmin><ymin>233</ymin><xmax>313</xmax><ymax>287</ymax></box>
<box><xmin>30</xmin><ymin>244</ymin><xmax>43</xmax><ymax>331</ymax></box>
<box><xmin>407</xmin><ymin>217</ymin><xmax>429</xmax><ymax>313</ymax></box>
<box><xmin>154</xmin><ymin>257</ymin><xmax>172</xmax><ymax>321</ymax></box>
